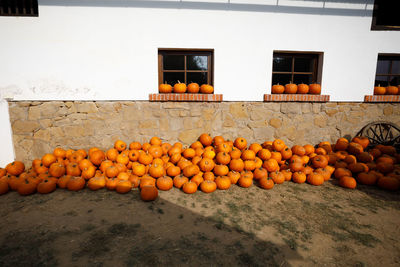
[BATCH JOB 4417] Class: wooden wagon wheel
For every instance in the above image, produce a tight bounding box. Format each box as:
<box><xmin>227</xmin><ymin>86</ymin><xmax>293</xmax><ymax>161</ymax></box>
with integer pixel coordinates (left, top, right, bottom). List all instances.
<box><xmin>355</xmin><ymin>121</ymin><xmax>400</xmax><ymax>150</ymax></box>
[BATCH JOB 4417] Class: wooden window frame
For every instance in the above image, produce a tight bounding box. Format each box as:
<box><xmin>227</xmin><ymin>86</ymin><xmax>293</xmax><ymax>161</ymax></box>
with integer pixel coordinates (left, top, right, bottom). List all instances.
<box><xmin>371</xmin><ymin>0</ymin><xmax>400</xmax><ymax>31</ymax></box>
<box><xmin>272</xmin><ymin>51</ymin><xmax>323</xmax><ymax>85</ymax></box>
<box><xmin>375</xmin><ymin>53</ymin><xmax>400</xmax><ymax>86</ymax></box>
<box><xmin>0</xmin><ymin>0</ymin><xmax>39</xmax><ymax>17</ymax></box>
<box><xmin>158</xmin><ymin>48</ymin><xmax>214</xmax><ymax>86</ymax></box>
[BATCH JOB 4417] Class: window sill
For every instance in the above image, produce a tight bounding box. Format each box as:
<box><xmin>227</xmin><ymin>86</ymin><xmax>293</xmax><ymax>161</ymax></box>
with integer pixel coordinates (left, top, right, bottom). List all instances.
<box><xmin>364</xmin><ymin>95</ymin><xmax>400</xmax><ymax>102</ymax></box>
<box><xmin>264</xmin><ymin>94</ymin><xmax>330</xmax><ymax>102</ymax></box>
<box><xmin>149</xmin><ymin>93</ymin><xmax>223</xmax><ymax>102</ymax></box>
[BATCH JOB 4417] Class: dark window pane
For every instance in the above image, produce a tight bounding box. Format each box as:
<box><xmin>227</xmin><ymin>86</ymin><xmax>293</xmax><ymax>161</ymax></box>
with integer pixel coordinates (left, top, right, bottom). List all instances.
<box><xmin>391</xmin><ymin>61</ymin><xmax>400</xmax><ymax>74</ymax></box>
<box><xmin>294</xmin><ymin>57</ymin><xmax>314</xmax><ymax>72</ymax></box>
<box><xmin>272</xmin><ymin>74</ymin><xmax>291</xmax><ymax>85</ymax></box>
<box><xmin>375</xmin><ymin>76</ymin><xmax>389</xmax><ymax>86</ymax></box>
<box><xmin>163</xmin><ymin>72</ymin><xmax>185</xmax><ymax>85</ymax></box>
<box><xmin>187</xmin><ymin>56</ymin><xmax>208</xmax><ymax>70</ymax></box>
<box><xmin>187</xmin><ymin>72</ymin><xmax>208</xmax><ymax>85</ymax></box>
<box><xmin>293</xmin><ymin>74</ymin><xmax>313</xmax><ymax>84</ymax></box>
<box><xmin>389</xmin><ymin>76</ymin><xmax>400</xmax><ymax>85</ymax></box>
<box><xmin>163</xmin><ymin>55</ymin><xmax>184</xmax><ymax>70</ymax></box>
<box><xmin>273</xmin><ymin>56</ymin><xmax>292</xmax><ymax>72</ymax></box>
<box><xmin>376</xmin><ymin>59</ymin><xmax>390</xmax><ymax>74</ymax></box>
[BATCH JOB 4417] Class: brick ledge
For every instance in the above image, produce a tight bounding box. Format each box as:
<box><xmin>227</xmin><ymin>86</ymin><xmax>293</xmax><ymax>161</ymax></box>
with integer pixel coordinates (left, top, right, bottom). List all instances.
<box><xmin>264</xmin><ymin>94</ymin><xmax>330</xmax><ymax>102</ymax></box>
<box><xmin>149</xmin><ymin>93</ymin><xmax>222</xmax><ymax>102</ymax></box>
<box><xmin>364</xmin><ymin>95</ymin><xmax>400</xmax><ymax>102</ymax></box>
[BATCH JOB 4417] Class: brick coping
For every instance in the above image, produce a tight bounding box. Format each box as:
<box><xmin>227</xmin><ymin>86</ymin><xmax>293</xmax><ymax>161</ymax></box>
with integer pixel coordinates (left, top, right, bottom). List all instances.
<box><xmin>364</xmin><ymin>95</ymin><xmax>400</xmax><ymax>102</ymax></box>
<box><xmin>149</xmin><ymin>93</ymin><xmax>223</xmax><ymax>102</ymax></box>
<box><xmin>264</xmin><ymin>94</ymin><xmax>330</xmax><ymax>102</ymax></box>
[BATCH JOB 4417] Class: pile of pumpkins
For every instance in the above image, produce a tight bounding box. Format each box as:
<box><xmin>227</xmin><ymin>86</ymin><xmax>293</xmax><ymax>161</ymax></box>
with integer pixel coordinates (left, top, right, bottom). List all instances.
<box><xmin>159</xmin><ymin>82</ymin><xmax>214</xmax><ymax>94</ymax></box>
<box><xmin>0</xmin><ymin>134</ymin><xmax>399</xmax><ymax>202</ymax></box>
<box><xmin>271</xmin><ymin>83</ymin><xmax>321</xmax><ymax>95</ymax></box>
<box><xmin>373</xmin><ymin>85</ymin><xmax>400</xmax><ymax>95</ymax></box>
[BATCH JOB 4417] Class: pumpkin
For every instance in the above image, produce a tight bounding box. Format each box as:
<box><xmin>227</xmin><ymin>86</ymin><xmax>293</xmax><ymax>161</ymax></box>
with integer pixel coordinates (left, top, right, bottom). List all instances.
<box><xmin>200</xmin><ymin>84</ymin><xmax>214</xmax><ymax>94</ymax></box>
<box><xmin>376</xmin><ymin>162</ymin><xmax>394</xmax><ymax>174</ymax></box>
<box><xmin>0</xmin><ymin>176</ymin><xmax>9</xmax><ymax>195</ymax></box>
<box><xmin>356</xmin><ymin>172</ymin><xmax>377</xmax><ymax>185</ymax></box>
<box><xmin>139</xmin><ymin>177</ymin><xmax>156</xmax><ymax>189</ymax></box>
<box><xmin>284</xmin><ymin>83</ymin><xmax>298</xmax><ymax>94</ymax></box>
<box><xmin>90</xmin><ymin>150</ymin><xmax>106</xmax><ymax>166</ymax></box>
<box><xmin>280</xmin><ymin>147</ymin><xmax>292</xmax><ymax>160</ymax></box>
<box><xmin>241</xmin><ymin>150</ymin><xmax>256</xmax><ymax>161</ymax></box>
<box><xmin>306</xmin><ymin>173</ymin><xmax>324</xmax><ymax>186</ymax></box>
<box><xmin>35</xmin><ymin>179</ymin><xmax>55</xmax><ymax>194</ymax></box>
<box><xmin>182</xmin><ymin>181</ymin><xmax>198</xmax><ymax>194</ymax></box>
<box><xmin>339</xmin><ymin>176</ymin><xmax>357</xmax><ymax>189</ymax></box>
<box><xmin>200</xmin><ymin>180</ymin><xmax>217</xmax><ymax>193</ymax></box>
<box><xmin>57</xmin><ymin>175</ymin><xmax>71</xmax><ymax>189</ymax></box>
<box><xmin>159</xmin><ymin>83</ymin><xmax>172</xmax><ymax>93</ymax></box>
<box><xmin>81</xmin><ymin>166</ymin><xmax>96</xmax><ymax>180</ymax></box>
<box><xmin>215</xmin><ymin>176</ymin><xmax>231</xmax><ymax>190</ymax></box>
<box><xmin>66</xmin><ymin>163</ymin><xmax>81</xmax><ymax>177</ymax></box>
<box><xmin>129</xmin><ymin>141</ymin><xmax>142</xmax><ymax>150</ymax></box>
<box><xmin>199</xmin><ymin>158</ymin><xmax>215</xmax><ymax>172</ymax></box>
<box><xmin>191</xmin><ymin>173</ymin><xmax>204</xmax><ymax>186</ymax></box>
<box><xmin>271</xmin><ymin>83</ymin><xmax>285</xmax><ymax>94</ymax></box>
<box><xmin>203</xmin><ymin>171</ymin><xmax>215</xmax><ymax>181</ymax></box>
<box><xmin>227</xmin><ymin>171</ymin><xmax>240</xmax><ymax>184</ymax></box>
<box><xmin>233</xmin><ymin>137</ymin><xmax>247</xmax><ymax>150</ymax></box>
<box><xmin>291</xmin><ymin>145</ymin><xmax>306</xmax><ymax>156</ymax></box>
<box><xmin>138</xmin><ymin>153</ymin><xmax>153</xmax><ymax>165</ymax></box>
<box><xmin>229</xmin><ymin>159</ymin><xmax>244</xmax><ymax>172</ymax></box>
<box><xmin>373</xmin><ymin>85</ymin><xmax>386</xmax><ymax>95</ymax></box>
<box><xmin>347</xmin><ymin>142</ymin><xmax>364</xmax><ymax>155</ymax></box>
<box><xmin>53</xmin><ymin>147</ymin><xmax>66</xmax><ymax>159</ymax></box>
<box><xmin>297</xmin><ymin>83</ymin><xmax>309</xmax><ymax>94</ymax></box>
<box><xmin>187</xmin><ymin>82</ymin><xmax>200</xmax><ymax>93</ymax></box>
<box><xmin>377</xmin><ymin>176</ymin><xmax>399</xmax><ymax>191</ymax></box>
<box><xmin>104</xmin><ymin>178</ymin><xmax>117</xmax><ymax>190</ymax></box>
<box><xmin>69</xmin><ymin>152</ymin><xmax>85</xmax><ymax>163</ymax></box>
<box><xmin>309</xmin><ymin>83</ymin><xmax>321</xmax><ymax>94</ymax></box>
<box><xmin>215</xmin><ymin>152</ymin><xmax>231</xmax><ymax>165</ymax></box>
<box><xmin>263</xmin><ymin>159</ymin><xmax>279</xmax><ymax>172</ymax></box>
<box><xmin>173</xmin><ymin>175</ymin><xmax>189</xmax><ymax>189</ymax></box>
<box><xmin>303</xmin><ymin>144</ymin><xmax>315</xmax><ymax>155</ymax></box>
<box><xmin>129</xmin><ymin>175</ymin><xmax>140</xmax><ymax>188</ymax></box>
<box><xmin>257</xmin><ymin>149</ymin><xmax>271</xmax><ymax>161</ymax></box>
<box><xmin>116</xmin><ymin>180</ymin><xmax>133</xmax><ymax>193</ymax></box>
<box><xmin>312</xmin><ymin>155</ymin><xmax>328</xmax><ymax>169</ymax></box>
<box><xmin>259</xmin><ymin>177</ymin><xmax>274</xmax><ymax>190</ymax></box>
<box><xmin>149</xmin><ymin>163</ymin><xmax>165</xmax><ymax>178</ymax></box>
<box><xmin>314</xmin><ymin>168</ymin><xmax>331</xmax><ymax>181</ymax></box>
<box><xmin>173</xmin><ymin>82</ymin><xmax>187</xmax><ymax>93</ymax></box>
<box><xmin>199</xmin><ymin>133</ymin><xmax>213</xmax><ymax>147</ymax></box>
<box><xmin>352</xmin><ymin>136</ymin><xmax>370</xmax><ymax>150</ymax></box>
<box><xmin>213</xmin><ymin>165</ymin><xmax>229</xmax><ymax>176</ymax></box>
<box><xmin>166</xmin><ymin>165</ymin><xmax>181</xmax><ymax>177</ymax></box>
<box><xmin>67</xmin><ymin>176</ymin><xmax>86</xmax><ymax>191</ymax></box>
<box><xmin>87</xmin><ymin>176</ymin><xmax>106</xmax><ymax>190</ymax></box>
<box><xmin>253</xmin><ymin>167</ymin><xmax>268</xmax><ymax>180</ymax></box>
<box><xmin>272</xmin><ymin>139</ymin><xmax>285</xmax><ymax>152</ymax></box>
<box><xmin>292</xmin><ymin>171</ymin><xmax>306</xmax><ymax>183</ymax></box>
<box><xmin>386</xmin><ymin>86</ymin><xmax>399</xmax><ymax>95</ymax></box>
<box><xmin>42</xmin><ymin>154</ymin><xmax>57</xmax><ymax>167</ymax></box>
<box><xmin>334</xmin><ymin>168</ymin><xmax>352</xmax><ymax>179</ymax></box>
<box><xmin>269</xmin><ymin>171</ymin><xmax>285</xmax><ymax>184</ymax></box>
<box><xmin>237</xmin><ymin>175</ymin><xmax>253</xmax><ymax>188</ymax></box>
<box><xmin>6</xmin><ymin>161</ymin><xmax>25</xmax><ymax>176</ymax></box>
<box><xmin>17</xmin><ymin>179</ymin><xmax>37</xmax><ymax>196</ymax></box>
<box><xmin>48</xmin><ymin>163</ymin><xmax>66</xmax><ymax>178</ymax></box>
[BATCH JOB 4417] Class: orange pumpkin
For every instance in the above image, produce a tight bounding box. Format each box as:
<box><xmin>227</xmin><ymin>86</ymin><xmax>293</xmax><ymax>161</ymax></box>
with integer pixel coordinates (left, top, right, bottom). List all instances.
<box><xmin>309</xmin><ymin>83</ymin><xmax>321</xmax><ymax>94</ymax></box>
<box><xmin>116</xmin><ymin>180</ymin><xmax>133</xmax><ymax>194</ymax></box>
<box><xmin>374</xmin><ymin>85</ymin><xmax>386</xmax><ymax>95</ymax></box>
<box><xmin>173</xmin><ymin>82</ymin><xmax>187</xmax><ymax>93</ymax></box>
<box><xmin>6</xmin><ymin>161</ymin><xmax>25</xmax><ymax>176</ymax></box>
<box><xmin>215</xmin><ymin>176</ymin><xmax>231</xmax><ymax>190</ymax></box>
<box><xmin>284</xmin><ymin>83</ymin><xmax>298</xmax><ymax>94</ymax></box>
<box><xmin>200</xmin><ymin>180</ymin><xmax>217</xmax><ymax>193</ymax></box>
<box><xmin>200</xmin><ymin>84</ymin><xmax>214</xmax><ymax>94</ymax></box>
<box><xmin>386</xmin><ymin>86</ymin><xmax>399</xmax><ymax>95</ymax></box>
<box><xmin>187</xmin><ymin>83</ymin><xmax>200</xmax><ymax>93</ymax></box>
<box><xmin>87</xmin><ymin>176</ymin><xmax>106</xmax><ymax>191</ymax></box>
<box><xmin>259</xmin><ymin>177</ymin><xmax>274</xmax><ymax>190</ymax></box>
<box><xmin>339</xmin><ymin>176</ymin><xmax>357</xmax><ymax>189</ymax></box>
<box><xmin>271</xmin><ymin>83</ymin><xmax>284</xmax><ymax>94</ymax></box>
<box><xmin>67</xmin><ymin>176</ymin><xmax>86</xmax><ymax>191</ymax></box>
<box><xmin>182</xmin><ymin>181</ymin><xmax>198</xmax><ymax>194</ymax></box>
<box><xmin>306</xmin><ymin>173</ymin><xmax>324</xmax><ymax>186</ymax></box>
<box><xmin>159</xmin><ymin>83</ymin><xmax>172</xmax><ymax>93</ymax></box>
<box><xmin>297</xmin><ymin>83</ymin><xmax>309</xmax><ymax>94</ymax></box>
<box><xmin>292</xmin><ymin>171</ymin><xmax>306</xmax><ymax>184</ymax></box>
<box><xmin>17</xmin><ymin>179</ymin><xmax>37</xmax><ymax>196</ymax></box>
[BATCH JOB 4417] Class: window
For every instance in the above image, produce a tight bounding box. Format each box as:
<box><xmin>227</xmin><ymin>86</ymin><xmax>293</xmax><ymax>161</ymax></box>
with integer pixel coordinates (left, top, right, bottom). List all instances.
<box><xmin>0</xmin><ymin>0</ymin><xmax>38</xmax><ymax>16</ymax></box>
<box><xmin>158</xmin><ymin>49</ymin><xmax>213</xmax><ymax>86</ymax></box>
<box><xmin>375</xmin><ymin>54</ymin><xmax>400</xmax><ymax>86</ymax></box>
<box><xmin>272</xmin><ymin>51</ymin><xmax>323</xmax><ymax>86</ymax></box>
<box><xmin>371</xmin><ymin>0</ymin><xmax>400</xmax><ymax>31</ymax></box>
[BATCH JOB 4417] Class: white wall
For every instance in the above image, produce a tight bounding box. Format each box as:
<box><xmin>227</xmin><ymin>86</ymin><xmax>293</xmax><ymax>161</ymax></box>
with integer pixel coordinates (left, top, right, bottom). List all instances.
<box><xmin>0</xmin><ymin>100</ymin><xmax>15</xmax><ymax>167</ymax></box>
<box><xmin>1</xmin><ymin>0</ymin><xmax>400</xmax><ymax>164</ymax></box>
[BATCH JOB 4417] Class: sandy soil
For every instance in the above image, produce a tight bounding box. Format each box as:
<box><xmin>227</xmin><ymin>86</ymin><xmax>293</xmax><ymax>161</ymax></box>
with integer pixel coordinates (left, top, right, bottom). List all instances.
<box><xmin>0</xmin><ymin>180</ymin><xmax>399</xmax><ymax>267</ymax></box>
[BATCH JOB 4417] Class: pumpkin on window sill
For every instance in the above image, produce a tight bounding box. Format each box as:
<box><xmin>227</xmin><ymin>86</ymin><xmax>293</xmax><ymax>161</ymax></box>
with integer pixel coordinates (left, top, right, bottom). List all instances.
<box><xmin>200</xmin><ymin>84</ymin><xmax>214</xmax><ymax>94</ymax></box>
<box><xmin>386</xmin><ymin>85</ymin><xmax>399</xmax><ymax>95</ymax></box>
<box><xmin>159</xmin><ymin>83</ymin><xmax>172</xmax><ymax>93</ymax></box>
<box><xmin>271</xmin><ymin>83</ymin><xmax>321</xmax><ymax>95</ymax></box>
<box><xmin>373</xmin><ymin>85</ymin><xmax>386</xmax><ymax>95</ymax></box>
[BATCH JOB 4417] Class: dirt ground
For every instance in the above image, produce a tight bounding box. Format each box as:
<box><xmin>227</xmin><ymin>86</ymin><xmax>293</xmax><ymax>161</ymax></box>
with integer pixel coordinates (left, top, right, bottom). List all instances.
<box><xmin>0</xmin><ymin>179</ymin><xmax>399</xmax><ymax>267</ymax></box>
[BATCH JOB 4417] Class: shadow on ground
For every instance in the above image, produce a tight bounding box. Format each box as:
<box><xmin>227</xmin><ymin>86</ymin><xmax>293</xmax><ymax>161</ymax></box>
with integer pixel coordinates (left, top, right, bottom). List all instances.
<box><xmin>0</xmin><ymin>189</ymin><xmax>302</xmax><ymax>267</ymax></box>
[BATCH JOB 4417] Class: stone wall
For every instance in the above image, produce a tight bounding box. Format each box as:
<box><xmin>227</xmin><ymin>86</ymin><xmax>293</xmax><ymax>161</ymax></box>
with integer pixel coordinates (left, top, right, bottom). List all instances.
<box><xmin>8</xmin><ymin>101</ymin><xmax>400</xmax><ymax>165</ymax></box>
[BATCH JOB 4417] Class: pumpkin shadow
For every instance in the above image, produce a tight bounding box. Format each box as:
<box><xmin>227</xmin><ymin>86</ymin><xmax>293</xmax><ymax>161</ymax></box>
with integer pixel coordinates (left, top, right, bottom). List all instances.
<box><xmin>326</xmin><ymin>179</ymin><xmax>400</xmax><ymax>204</ymax></box>
<box><xmin>0</xmin><ymin>188</ymin><xmax>303</xmax><ymax>267</ymax></box>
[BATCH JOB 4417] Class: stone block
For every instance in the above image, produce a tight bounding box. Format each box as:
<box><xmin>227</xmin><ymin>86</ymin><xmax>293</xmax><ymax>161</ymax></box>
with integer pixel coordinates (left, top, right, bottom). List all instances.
<box><xmin>12</xmin><ymin>120</ymin><xmax>40</xmax><ymax>134</ymax></box>
<box><xmin>269</xmin><ymin>118</ymin><xmax>282</xmax><ymax>129</ymax></box>
<box><xmin>75</xmin><ymin>102</ymin><xmax>98</xmax><ymax>113</ymax></box>
<box><xmin>229</xmin><ymin>103</ymin><xmax>248</xmax><ymax>118</ymax></box>
<box><xmin>178</xmin><ymin>129</ymin><xmax>201</xmax><ymax>145</ymax></box>
<box><xmin>314</xmin><ymin>115</ymin><xmax>328</xmax><ymax>128</ymax></box>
